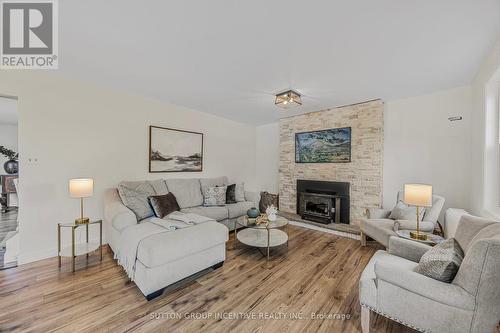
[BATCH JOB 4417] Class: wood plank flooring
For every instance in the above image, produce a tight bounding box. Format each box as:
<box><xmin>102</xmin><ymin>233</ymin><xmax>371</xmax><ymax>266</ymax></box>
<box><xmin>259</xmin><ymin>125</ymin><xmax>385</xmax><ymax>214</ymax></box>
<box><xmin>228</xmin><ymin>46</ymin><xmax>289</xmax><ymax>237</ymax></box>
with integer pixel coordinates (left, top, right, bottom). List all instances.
<box><xmin>0</xmin><ymin>225</ymin><xmax>419</xmax><ymax>333</ymax></box>
<box><xmin>0</xmin><ymin>209</ymin><xmax>18</xmax><ymax>269</ymax></box>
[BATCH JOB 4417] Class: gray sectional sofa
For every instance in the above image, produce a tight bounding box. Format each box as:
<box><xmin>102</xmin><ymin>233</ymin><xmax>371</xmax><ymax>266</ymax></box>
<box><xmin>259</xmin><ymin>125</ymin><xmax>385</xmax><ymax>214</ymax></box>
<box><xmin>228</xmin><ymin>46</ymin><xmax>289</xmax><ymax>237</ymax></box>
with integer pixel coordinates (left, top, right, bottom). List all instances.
<box><xmin>103</xmin><ymin>176</ymin><xmax>258</xmax><ymax>299</ymax></box>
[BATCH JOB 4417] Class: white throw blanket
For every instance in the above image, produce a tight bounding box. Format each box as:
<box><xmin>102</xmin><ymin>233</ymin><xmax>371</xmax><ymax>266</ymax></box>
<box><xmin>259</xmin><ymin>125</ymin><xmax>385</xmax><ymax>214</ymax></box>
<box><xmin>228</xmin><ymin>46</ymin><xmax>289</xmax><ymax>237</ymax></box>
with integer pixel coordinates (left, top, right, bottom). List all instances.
<box><xmin>115</xmin><ymin>212</ymin><xmax>215</xmax><ymax>280</ymax></box>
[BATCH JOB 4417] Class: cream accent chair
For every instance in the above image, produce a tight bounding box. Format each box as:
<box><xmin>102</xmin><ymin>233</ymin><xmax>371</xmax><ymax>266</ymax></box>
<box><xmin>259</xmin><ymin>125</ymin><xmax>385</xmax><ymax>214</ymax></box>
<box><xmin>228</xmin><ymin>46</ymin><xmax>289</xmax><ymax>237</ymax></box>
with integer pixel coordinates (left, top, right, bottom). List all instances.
<box><xmin>360</xmin><ymin>191</ymin><xmax>445</xmax><ymax>248</ymax></box>
<box><xmin>359</xmin><ymin>215</ymin><xmax>500</xmax><ymax>333</ymax></box>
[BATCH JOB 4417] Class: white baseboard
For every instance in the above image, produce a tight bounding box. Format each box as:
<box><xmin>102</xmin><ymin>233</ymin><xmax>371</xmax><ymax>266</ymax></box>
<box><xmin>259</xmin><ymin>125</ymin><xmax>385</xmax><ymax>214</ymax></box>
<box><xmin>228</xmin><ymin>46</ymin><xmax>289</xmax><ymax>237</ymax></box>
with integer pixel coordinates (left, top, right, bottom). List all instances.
<box><xmin>289</xmin><ymin>220</ymin><xmax>360</xmax><ymax>240</ymax></box>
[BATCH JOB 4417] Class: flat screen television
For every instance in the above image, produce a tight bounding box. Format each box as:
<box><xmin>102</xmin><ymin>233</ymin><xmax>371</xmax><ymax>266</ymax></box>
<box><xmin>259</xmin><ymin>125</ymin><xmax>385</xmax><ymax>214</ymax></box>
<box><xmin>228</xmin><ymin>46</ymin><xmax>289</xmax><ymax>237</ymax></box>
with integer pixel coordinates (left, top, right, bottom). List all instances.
<box><xmin>295</xmin><ymin>127</ymin><xmax>351</xmax><ymax>163</ymax></box>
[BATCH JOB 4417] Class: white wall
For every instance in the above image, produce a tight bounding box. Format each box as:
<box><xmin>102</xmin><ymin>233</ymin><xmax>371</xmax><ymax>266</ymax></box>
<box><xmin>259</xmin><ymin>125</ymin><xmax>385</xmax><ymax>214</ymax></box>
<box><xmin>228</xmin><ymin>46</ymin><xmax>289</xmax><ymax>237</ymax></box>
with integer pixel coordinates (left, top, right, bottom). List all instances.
<box><xmin>470</xmin><ymin>40</ymin><xmax>500</xmax><ymax>218</ymax></box>
<box><xmin>255</xmin><ymin>123</ymin><xmax>280</xmax><ymax>193</ymax></box>
<box><xmin>383</xmin><ymin>87</ymin><xmax>472</xmax><ymax>219</ymax></box>
<box><xmin>0</xmin><ymin>71</ymin><xmax>256</xmax><ymax>264</ymax></box>
<box><xmin>0</xmin><ymin>123</ymin><xmax>18</xmax><ymax>168</ymax></box>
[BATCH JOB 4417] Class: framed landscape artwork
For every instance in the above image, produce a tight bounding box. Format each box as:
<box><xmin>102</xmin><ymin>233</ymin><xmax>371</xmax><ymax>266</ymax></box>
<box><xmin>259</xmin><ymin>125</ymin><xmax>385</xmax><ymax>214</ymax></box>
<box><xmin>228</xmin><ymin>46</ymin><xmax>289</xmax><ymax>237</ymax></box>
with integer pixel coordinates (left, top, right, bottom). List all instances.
<box><xmin>149</xmin><ymin>126</ymin><xmax>203</xmax><ymax>172</ymax></box>
<box><xmin>295</xmin><ymin>127</ymin><xmax>351</xmax><ymax>163</ymax></box>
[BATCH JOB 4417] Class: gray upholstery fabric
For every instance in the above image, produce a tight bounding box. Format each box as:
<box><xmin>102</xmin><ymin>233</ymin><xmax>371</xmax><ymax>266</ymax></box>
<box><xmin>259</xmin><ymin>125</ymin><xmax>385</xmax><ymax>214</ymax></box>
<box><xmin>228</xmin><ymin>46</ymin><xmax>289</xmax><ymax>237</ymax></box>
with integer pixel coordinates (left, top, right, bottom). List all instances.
<box><xmin>414</xmin><ymin>238</ymin><xmax>464</xmax><ymax>282</ymax></box>
<box><xmin>360</xmin><ymin>218</ymin><xmax>396</xmax><ymax>247</ymax></box>
<box><xmin>103</xmin><ymin>188</ymin><xmax>137</xmax><ymax>232</ymax></box>
<box><xmin>226</xmin><ymin>201</ymin><xmax>254</xmax><ymax>219</ymax></box>
<box><xmin>165</xmin><ymin>178</ymin><xmax>203</xmax><ymax>209</ymax></box>
<box><xmin>199</xmin><ymin>176</ymin><xmax>228</xmax><ymax>192</ymax></box>
<box><xmin>181</xmin><ymin>206</ymin><xmax>229</xmax><ymax>221</ymax></box>
<box><xmin>117</xmin><ymin>181</ymin><xmax>156</xmax><ymax>220</ymax></box>
<box><xmin>388</xmin><ymin>236</ymin><xmax>432</xmax><ymax>263</ymax></box>
<box><xmin>454</xmin><ymin>215</ymin><xmax>497</xmax><ymax>253</ymax></box>
<box><xmin>360</xmin><ymin>212</ymin><xmax>500</xmax><ymax>333</ymax></box>
<box><xmin>389</xmin><ymin>201</ymin><xmax>425</xmax><ymax>221</ymax></box>
<box><xmin>367</xmin><ymin>208</ymin><xmax>391</xmax><ymax>219</ymax></box>
<box><xmin>149</xmin><ymin>179</ymin><xmax>169</xmax><ymax>195</ymax></box>
<box><xmin>136</xmin><ymin>221</ymin><xmax>228</xmax><ymax>268</ymax></box>
<box><xmin>395</xmin><ymin>219</ymin><xmax>434</xmax><ymax>232</ymax></box>
<box><xmin>203</xmin><ymin>186</ymin><xmax>227</xmax><ymax>206</ymax></box>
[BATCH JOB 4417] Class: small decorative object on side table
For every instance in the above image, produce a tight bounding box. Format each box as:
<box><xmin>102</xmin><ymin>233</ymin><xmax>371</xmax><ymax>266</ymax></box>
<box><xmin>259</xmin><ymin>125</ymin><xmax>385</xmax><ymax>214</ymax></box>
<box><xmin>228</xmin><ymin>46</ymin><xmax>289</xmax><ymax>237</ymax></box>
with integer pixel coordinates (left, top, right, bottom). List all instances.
<box><xmin>58</xmin><ymin>220</ymin><xmax>103</xmax><ymax>272</ymax></box>
<box><xmin>396</xmin><ymin>229</ymin><xmax>445</xmax><ymax>245</ymax></box>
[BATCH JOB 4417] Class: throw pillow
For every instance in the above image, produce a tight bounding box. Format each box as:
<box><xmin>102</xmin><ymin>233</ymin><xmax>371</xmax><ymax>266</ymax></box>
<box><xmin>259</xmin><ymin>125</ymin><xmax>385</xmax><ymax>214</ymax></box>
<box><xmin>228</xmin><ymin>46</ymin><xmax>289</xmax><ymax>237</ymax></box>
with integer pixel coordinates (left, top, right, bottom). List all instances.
<box><xmin>148</xmin><ymin>192</ymin><xmax>180</xmax><ymax>218</ymax></box>
<box><xmin>226</xmin><ymin>184</ymin><xmax>237</xmax><ymax>204</ymax></box>
<box><xmin>389</xmin><ymin>200</ymin><xmax>426</xmax><ymax>221</ymax></box>
<box><xmin>235</xmin><ymin>182</ymin><xmax>245</xmax><ymax>202</ymax></box>
<box><xmin>118</xmin><ymin>181</ymin><xmax>156</xmax><ymax>220</ymax></box>
<box><xmin>203</xmin><ymin>186</ymin><xmax>227</xmax><ymax>206</ymax></box>
<box><xmin>259</xmin><ymin>191</ymin><xmax>279</xmax><ymax>213</ymax></box>
<box><xmin>414</xmin><ymin>238</ymin><xmax>464</xmax><ymax>283</ymax></box>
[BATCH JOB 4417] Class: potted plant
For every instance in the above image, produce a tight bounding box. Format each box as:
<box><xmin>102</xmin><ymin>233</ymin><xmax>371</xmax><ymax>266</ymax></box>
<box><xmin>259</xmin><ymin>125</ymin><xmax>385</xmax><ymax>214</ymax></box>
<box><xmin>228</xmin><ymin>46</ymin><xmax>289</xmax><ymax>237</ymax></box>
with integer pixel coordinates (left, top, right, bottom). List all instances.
<box><xmin>0</xmin><ymin>145</ymin><xmax>19</xmax><ymax>174</ymax></box>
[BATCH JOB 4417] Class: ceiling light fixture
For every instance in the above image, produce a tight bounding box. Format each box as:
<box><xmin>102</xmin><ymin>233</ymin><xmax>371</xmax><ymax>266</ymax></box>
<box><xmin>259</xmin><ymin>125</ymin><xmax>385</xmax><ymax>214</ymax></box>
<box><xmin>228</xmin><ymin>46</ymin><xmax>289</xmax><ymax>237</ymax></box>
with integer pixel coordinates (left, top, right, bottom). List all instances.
<box><xmin>275</xmin><ymin>90</ymin><xmax>302</xmax><ymax>109</ymax></box>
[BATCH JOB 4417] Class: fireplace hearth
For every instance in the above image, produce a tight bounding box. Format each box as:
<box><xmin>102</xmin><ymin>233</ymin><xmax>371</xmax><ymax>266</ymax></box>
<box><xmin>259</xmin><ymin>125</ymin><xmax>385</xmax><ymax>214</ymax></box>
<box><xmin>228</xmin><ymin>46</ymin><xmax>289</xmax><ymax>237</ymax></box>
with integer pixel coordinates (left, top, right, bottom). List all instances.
<box><xmin>297</xmin><ymin>180</ymin><xmax>350</xmax><ymax>224</ymax></box>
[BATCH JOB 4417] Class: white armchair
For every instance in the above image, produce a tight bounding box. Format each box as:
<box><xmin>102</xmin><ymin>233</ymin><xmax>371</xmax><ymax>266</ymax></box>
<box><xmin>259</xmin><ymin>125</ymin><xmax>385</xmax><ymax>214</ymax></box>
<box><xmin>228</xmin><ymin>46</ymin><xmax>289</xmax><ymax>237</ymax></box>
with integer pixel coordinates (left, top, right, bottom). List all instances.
<box><xmin>360</xmin><ymin>191</ymin><xmax>445</xmax><ymax>247</ymax></box>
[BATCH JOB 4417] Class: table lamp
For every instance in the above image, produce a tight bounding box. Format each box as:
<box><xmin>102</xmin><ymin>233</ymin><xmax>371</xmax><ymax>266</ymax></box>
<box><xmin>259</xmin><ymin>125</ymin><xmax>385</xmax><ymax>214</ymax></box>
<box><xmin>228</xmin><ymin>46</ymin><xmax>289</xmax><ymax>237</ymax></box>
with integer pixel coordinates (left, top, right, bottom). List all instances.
<box><xmin>403</xmin><ymin>183</ymin><xmax>433</xmax><ymax>240</ymax></box>
<box><xmin>69</xmin><ymin>178</ymin><xmax>94</xmax><ymax>224</ymax></box>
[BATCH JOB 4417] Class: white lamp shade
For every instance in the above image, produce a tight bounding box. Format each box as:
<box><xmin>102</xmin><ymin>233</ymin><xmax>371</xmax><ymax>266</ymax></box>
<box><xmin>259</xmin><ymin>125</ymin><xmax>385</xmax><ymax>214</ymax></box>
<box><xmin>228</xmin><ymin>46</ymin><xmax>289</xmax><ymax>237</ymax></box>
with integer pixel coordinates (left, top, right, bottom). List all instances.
<box><xmin>404</xmin><ymin>184</ymin><xmax>433</xmax><ymax>207</ymax></box>
<box><xmin>69</xmin><ymin>178</ymin><xmax>94</xmax><ymax>198</ymax></box>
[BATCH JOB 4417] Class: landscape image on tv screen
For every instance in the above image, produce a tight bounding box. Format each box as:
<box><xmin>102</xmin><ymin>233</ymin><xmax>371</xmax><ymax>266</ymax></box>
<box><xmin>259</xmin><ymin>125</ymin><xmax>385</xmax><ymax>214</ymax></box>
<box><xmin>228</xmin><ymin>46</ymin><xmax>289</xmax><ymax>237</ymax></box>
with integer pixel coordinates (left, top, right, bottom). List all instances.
<box><xmin>295</xmin><ymin>127</ymin><xmax>351</xmax><ymax>163</ymax></box>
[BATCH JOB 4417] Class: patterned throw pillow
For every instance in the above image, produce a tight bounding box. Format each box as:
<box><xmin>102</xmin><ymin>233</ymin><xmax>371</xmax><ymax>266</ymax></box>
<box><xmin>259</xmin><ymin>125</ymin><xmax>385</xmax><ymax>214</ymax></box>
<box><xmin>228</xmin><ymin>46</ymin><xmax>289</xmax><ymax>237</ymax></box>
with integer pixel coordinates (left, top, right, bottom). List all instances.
<box><xmin>259</xmin><ymin>191</ymin><xmax>279</xmax><ymax>213</ymax></box>
<box><xmin>203</xmin><ymin>186</ymin><xmax>227</xmax><ymax>206</ymax></box>
<box><xmin>226</xmin><ymin>184</ymin><xmax>237</xmax><ymax>204</ymax></box>
<box><xmin>389</xmin><ymin>200</ymin><xmax>426</xmax><ymax>221</ymax></box>
<box><xmin>414</xmin><ymin>238</ymin><xmax>464</xmax><ymax>282</ymax></box>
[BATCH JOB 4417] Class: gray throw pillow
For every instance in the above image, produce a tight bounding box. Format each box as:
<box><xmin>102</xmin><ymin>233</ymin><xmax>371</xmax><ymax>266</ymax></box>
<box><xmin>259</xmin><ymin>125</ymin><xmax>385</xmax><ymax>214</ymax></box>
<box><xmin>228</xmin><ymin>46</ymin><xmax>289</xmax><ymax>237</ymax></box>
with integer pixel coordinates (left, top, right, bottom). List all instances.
<box><xmin>414</xmin><ymin>238</ymin><xmax>464</xmax><ymax>282</ymax></box>
<box><xmin>389</xmin><ymin>200</ymin><xmax>426</xmax><ymax>221</ymax></box>
<box><xmin>203</xmin><ymin>186</ymin><xmax>227</xmax><ymax>206</ymax></box>
<box><xmin>118</xmin><ymin>181</ymin><xmax>156</xmax><ymax>220</ymax></box>
<box><xmin>235</xmin><ymin>182</ymin><xmax>245</xmax><ymax>202</ymax></box>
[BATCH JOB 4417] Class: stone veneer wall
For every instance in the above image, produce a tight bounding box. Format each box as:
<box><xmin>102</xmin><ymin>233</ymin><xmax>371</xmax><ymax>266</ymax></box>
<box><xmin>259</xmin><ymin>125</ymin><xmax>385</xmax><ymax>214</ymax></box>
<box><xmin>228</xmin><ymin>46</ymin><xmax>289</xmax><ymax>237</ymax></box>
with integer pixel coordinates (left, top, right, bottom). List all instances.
<box><xmin>279</xmin><ymin>100</ymin><xmax>384</xmax><ymax>225</ymax></box>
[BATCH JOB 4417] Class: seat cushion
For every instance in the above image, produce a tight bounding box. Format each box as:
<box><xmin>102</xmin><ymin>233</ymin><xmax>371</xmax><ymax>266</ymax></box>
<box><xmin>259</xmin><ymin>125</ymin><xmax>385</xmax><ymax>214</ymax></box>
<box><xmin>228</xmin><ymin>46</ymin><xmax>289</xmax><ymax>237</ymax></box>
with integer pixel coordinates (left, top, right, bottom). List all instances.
<box><xmin>360</xmin><ymin>250</ymin><xmax>418</xmax><ymax>309</ymax></box>
<box><xmin>360</xmin><ymin>218</ymin><xmax>396</xmax><ymax>248</ymax></box>
<box><xmin>226</xmin><ymin>201</ymin><xmax>254</xmax><ymax>219</ymax></box>
<box><xmin>181</xmin><ymin>206</ymin><xmax>229</xmax><ymax>221</ymax></box>
<box><xmin>137</xmin><ymin>221</ymin><xmax>228</xmax><ymax>268</ymax></box>
<box><xmin>165</xmin><ymin>178</ymin><xmax>203</xmax><ymax>209</ymax></box>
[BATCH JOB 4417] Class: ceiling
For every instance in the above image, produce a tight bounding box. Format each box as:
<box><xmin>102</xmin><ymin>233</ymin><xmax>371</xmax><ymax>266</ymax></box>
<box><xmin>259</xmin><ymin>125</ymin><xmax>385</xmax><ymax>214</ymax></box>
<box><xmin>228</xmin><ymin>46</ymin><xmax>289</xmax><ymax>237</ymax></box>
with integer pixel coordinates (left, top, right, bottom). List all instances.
<box><xmin>58</xmin><ymin>0</ymin><xmax>500</xmax><ymax>125</ymax></box>
<box><xmin>0</xmin><ymin>97</ymin><xmax>18</xmax><ymax>125</ymax></box>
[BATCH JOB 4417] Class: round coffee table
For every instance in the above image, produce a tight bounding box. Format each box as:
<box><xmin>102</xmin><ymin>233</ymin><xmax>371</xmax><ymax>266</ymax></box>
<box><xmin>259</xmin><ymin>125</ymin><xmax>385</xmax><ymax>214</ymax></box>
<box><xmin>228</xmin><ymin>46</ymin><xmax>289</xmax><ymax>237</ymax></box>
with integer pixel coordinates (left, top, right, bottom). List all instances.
<box><xmin>234</xmin><ymin>215</ymin><xmax>289</xmax><ymax>260</ymax></box>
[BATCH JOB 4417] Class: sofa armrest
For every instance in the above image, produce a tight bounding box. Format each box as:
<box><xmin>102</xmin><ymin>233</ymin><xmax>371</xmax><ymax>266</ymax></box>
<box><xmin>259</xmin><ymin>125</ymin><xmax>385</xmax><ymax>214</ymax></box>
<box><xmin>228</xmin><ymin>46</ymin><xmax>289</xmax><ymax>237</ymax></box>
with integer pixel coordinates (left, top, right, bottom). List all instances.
<box><xmin>375</xmin><ymin>260</ymin><xmax>475</xmax><ymax>310</ymax></box>
<box><xmin>244</xmin><ymin>190</ymin><xmax>260</xmax><ymax>207</ymax></box>
<box><xmin>367</xmin><ymin>208</ymin><xmax>391</xmax><ymax>219</ymax></box>
<box><xmin>388</xmin><ymin>236</ymin><xmax>432</xmax><ymax>262</ymax></box>
<box><xmin>103</xmin><ymin>188</ymin><xmax>137</xmax><ymax>232</ymax></box>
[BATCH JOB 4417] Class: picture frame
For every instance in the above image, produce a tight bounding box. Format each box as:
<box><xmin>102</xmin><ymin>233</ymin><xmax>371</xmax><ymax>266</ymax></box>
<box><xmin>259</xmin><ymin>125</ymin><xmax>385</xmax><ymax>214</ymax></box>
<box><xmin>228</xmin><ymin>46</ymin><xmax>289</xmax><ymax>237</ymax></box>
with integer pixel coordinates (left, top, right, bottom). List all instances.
<box><xmin>149</xmin><ymin>126</ymin><xmax>204</xmax><ymax>172</ymax></box>
<box><xmin>295</xmin><ymin>127</ymin><xmax>351</xmax><ymax>163</ymax></box>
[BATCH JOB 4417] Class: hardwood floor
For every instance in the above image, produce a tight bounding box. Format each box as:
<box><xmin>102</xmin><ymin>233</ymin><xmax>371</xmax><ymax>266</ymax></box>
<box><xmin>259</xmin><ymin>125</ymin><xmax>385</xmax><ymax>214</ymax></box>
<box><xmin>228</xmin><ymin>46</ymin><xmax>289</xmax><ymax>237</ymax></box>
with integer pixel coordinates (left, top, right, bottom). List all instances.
<box><xmin>0</xmin><ymin>209</ymin><xmax>18</xmax><ymax>269</ymax></box>
<box><xmin>0</xmin><ymin>225</ymin><xmax>417</xmax><ymax>333</ymax></box>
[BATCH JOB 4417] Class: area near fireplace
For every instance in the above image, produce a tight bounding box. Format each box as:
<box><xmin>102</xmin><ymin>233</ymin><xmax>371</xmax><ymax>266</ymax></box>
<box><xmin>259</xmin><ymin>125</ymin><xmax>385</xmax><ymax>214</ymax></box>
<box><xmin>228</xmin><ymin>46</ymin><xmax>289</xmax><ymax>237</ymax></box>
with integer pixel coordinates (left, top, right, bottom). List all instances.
<box><xmin>279</xmin><ymin>100</ymin><xmax>384</xmax><ymax>227</ymax></box>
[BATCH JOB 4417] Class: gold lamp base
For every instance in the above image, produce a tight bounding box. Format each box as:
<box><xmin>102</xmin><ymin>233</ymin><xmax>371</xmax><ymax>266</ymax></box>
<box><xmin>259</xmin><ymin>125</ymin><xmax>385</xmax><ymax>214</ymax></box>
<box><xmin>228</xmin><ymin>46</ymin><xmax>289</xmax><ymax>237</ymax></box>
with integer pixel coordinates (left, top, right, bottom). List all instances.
<box><xmin>410</xmin><ymin>231</ymin><xmax>428</xmax><ymax>241</ymax></box>
<box><xmin>75</xmin><ymin>217</ymin><xmax>90</xmax><ymax>225</ymax></box>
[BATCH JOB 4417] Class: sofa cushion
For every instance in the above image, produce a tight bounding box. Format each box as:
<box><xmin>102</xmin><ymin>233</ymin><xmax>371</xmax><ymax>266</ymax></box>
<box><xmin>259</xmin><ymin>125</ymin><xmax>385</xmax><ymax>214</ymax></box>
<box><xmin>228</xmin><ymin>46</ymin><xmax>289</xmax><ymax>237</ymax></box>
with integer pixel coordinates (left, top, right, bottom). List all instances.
<box><xmin>148</xmin><ymin>193</ymin><xmax>180</xmax><ymax>218</ymax></box>
<box><xmin>203</xmin><ymin>186</ymin><xmax>227</xmax><ymax>206</ymax></box>
<box><xmin>414</xmin><ymin>238</ymin><xmax>464</xmax><ymax>282</ymax></box>
<box><xmin>149</xmin><ymin>179</ymin><xmax>169</xmax><ymax>195</ymax></box>
<box><xmin>200</xmin><ymin>176</ymin><xmax>228</xmax><ymax>192</ymax></box>
<box><xmin>181</xmin><ymin>206</ymin><xmax>229</xmax><ymax>221</ymax></box>
<box><xmin>360</xmin><ymin>218</ymin><xmax>396</xmax><ymax>248</ymax></box>
<box><xmin>226</xmin><ymin>201</ymin><xmax>254</xmax><ymax>219</ymax></box>
<box><xmin>165</xmin><ymin>178</ymin><xmax>203</xmax><ymax>208</ymax></box>
<box><xmin>117</xmin><ymin>181</ymin><xmax>156</xmax><ymax>220</ymax></box>
<box><xmin>454</xmin><ymin>215</ymin><xmax>497</xmax><ymax>253</ymax></box>
<box><xmin>137</xmin><ymin>221</ymin><xmax>228</xmax><ymax>268</ymax></box>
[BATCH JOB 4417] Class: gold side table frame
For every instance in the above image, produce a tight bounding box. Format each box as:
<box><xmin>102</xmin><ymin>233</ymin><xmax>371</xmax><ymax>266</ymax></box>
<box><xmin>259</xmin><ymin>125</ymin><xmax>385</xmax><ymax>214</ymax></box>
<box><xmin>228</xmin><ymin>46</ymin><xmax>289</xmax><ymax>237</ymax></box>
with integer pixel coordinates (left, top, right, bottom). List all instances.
<box><xmin>57</xmin><ymin>220</ymin><xmax>102</xmax><ymax>272</ymax></box>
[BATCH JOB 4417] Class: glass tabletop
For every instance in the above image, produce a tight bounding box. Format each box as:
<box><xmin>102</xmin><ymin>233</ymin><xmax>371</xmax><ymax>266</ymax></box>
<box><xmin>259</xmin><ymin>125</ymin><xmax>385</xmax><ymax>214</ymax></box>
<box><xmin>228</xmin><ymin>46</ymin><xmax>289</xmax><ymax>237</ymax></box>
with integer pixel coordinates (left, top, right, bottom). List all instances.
<box><xmin>396</xmin><ymin>230</ymin><xmax>445</xmax><ymax>245</ymax></box>
<box><xmin>59</xmin><ymin>220</ymin><xmax>102</xmax><ymax>227</ymax></box>
<box><xmin>236</xmin><ymin>215</ymin><xmax>288</xmax><ymax>229</ymax></box>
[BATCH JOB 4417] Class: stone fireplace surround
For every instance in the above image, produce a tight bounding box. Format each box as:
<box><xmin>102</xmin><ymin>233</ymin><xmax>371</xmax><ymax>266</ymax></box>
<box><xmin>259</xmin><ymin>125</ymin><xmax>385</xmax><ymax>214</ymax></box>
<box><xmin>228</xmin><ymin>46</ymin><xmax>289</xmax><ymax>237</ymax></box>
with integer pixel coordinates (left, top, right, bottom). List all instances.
<box><xmin>279</xmin><ymin>100</ymin><xmax>384</xmax><ymax>226</ymax></box>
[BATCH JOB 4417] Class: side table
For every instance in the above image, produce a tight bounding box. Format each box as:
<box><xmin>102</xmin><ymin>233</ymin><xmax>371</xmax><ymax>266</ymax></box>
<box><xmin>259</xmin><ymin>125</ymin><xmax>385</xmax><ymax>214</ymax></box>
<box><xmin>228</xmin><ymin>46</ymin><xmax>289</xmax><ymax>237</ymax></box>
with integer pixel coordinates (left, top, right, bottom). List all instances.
<box><xmin>395</xmin><ymin>229</ymin><xmax>445</xmax><ymax>246</ymax></box>
<box><xmin>57</xmin><ymin>220</ymin><xmax>102</xmax><ymax>272</ymax></box>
